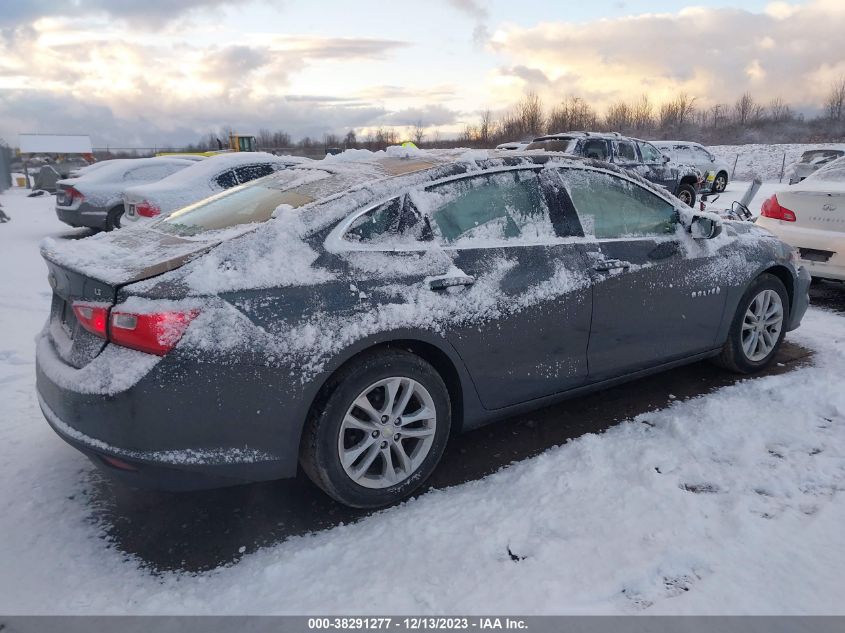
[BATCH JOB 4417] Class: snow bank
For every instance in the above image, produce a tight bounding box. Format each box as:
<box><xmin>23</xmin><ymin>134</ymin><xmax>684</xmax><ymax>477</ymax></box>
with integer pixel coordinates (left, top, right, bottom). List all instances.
<box><xmin>709</xmin><ymin>143</ymin><xmax>845</xmax><ymax>182</ymax></box>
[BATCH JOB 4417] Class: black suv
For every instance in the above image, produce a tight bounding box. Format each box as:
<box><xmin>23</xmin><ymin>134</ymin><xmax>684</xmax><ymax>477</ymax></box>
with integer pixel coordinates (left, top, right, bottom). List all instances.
<box><xmin>526</xmin><ymin>132</ymin><xmax>702</xmax><ymax>206</ymax></box>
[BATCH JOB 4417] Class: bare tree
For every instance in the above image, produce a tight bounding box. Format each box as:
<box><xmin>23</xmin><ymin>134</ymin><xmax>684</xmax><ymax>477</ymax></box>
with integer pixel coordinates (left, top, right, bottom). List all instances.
<box><xmin>343</xmin><ymin>129</ymin><xmax>357</xmax><ymax>149</ymax></box>
<box><xmin>605</xmin><ymin>100</ymin><xmax>633</xmax><ymax>132</ymax></box>
<box><xmin>478</xmin><ymin>109</ymin><xmax>492</xmax><ymax>144</ymax></box>
<box><xmin>517</xmin><ymin>91</ymin><xmax>545</xmax><ymax>138</ymax></box>
<box><xmin>659</xmin><ymin>93</ymin><xmax>697</xmax><ymax>131</ymax></box>
<box><xmin>825</xmin><ymin>75</ymin><xmax>845</xmax><ymax>121</ymax></box>
<box><xmin>769</xmin><ymin>97</ymin><xmax>793</xmax><ymax>124</ymax></box>
<box><xmin>733</xmin><ymin>92</ymin><xmax>764</xmax><ymax>126</ymax></box>
<box><xmin>411</xmin><ymin>120</ymin><xmax>426</xmax><ymax>145</ymax></box>
<box><xmin>547</xmin><ymin>96</ymin><xmax>596</xmax><ymax>134</ymax></box>
<box><xmin>632</xmin><ymin>94</ymin><xmax>654</xmax><ymax>132</ymax></box>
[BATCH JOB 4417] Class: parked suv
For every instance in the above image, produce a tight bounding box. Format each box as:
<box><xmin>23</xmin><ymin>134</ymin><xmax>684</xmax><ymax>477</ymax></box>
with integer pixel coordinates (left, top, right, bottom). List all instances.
<box><xmin>526</xmin><ymin>132</ymin><xmax>702</xmax><ymax>205</ymax></box>
<box><xmin>653</xmin><ymin>141</ymin><xmax>731</xmax><ymax>193</ymax></box>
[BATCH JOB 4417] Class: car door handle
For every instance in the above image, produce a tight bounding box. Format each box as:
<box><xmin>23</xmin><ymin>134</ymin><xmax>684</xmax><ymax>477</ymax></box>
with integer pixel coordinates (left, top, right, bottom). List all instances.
<box><xmin>428</xmin><ymin>275</ymin><xmax>476</xmax><ymax>291</ymax></box>
<box><xmin>593</xmin><ymin>259</ymin><xmax>631</xmax><ymax>272</ymax></box>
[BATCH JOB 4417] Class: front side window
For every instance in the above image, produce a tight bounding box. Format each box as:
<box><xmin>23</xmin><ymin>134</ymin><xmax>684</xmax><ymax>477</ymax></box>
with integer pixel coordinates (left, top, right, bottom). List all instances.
<box><xmin>691</xmin><ymin>146</ymin><xmax>713</xmax><ymax>161</ymax></box>
<box><xmin>563</xmin><ymin>169</ymin><xmax>677</xmax><ymax>239</ymax></box>
<box><xmin>417</xmin><ymin>170</ymin><xmax>556</xmax><ymax>245</ymax></box>
<box><xmin>638</xmin><ymin>142</ymin><xmax>663</xmax><ymax>163</ymax></box>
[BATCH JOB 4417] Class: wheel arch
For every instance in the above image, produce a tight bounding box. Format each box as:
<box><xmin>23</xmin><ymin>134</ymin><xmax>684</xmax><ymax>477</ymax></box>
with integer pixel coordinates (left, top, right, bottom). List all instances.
<box><xmin>303</xmin><ymin>333</ymin><xmax>474</xmax><ymax>440</ymax></box>
<box><xmin>762</xmin><ymin>264</ymin><xmax>795</xmax><ymax>308</ymax></box>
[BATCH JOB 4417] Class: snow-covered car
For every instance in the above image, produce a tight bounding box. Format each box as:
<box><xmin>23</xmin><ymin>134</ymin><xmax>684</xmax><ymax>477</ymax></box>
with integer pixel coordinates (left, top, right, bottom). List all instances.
<box><xmin>55</xmin><ymin>158</ymin><xmax>194</xmax><ymax>231</ymax></box>
<box><xmin>757</xmin><ymin>156</ymin><xmax>845</xmax><ymax>281</ymax></box>
<box><xmin>122</xmin><ymin>152</ymin><xmax>308</xmax><ymax>224</ymax></box>
<box><xmin>653</xmin><ymin>140</ymin><xmax>731</xmax><ymax>193</ymax></box>
<box><xmin>526</xmin><ymin>132</ymin><xmax>703</xmax><ymax>206</ymax></box>
<box><xmin>37</xmin><ymin>150</ymin><xmax>809</xmax><ymax>508</ymax></box>
<box><xmin>788</xmin><ymin>146</ymin><xmax>845</xmax><ymax>185</ymax></box>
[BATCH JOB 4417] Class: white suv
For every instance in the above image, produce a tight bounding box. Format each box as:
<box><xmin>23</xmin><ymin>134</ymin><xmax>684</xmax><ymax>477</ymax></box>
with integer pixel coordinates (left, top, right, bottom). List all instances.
<box><xmin>653</xmin><ymin>141</ymin><xmax>731</xmax><ymax>193</ymax></box>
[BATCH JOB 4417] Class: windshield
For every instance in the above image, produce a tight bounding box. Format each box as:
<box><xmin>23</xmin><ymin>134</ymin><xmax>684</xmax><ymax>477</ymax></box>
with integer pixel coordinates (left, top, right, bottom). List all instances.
<box><xmin>158</xmin><ymin>169</ymin><xmax>329</xmax><ymax>236</ymax></box>
<box><xmin>799</xmin><ymin>149</ymin><xmax>844</xmax><ymax>165</ymax></box>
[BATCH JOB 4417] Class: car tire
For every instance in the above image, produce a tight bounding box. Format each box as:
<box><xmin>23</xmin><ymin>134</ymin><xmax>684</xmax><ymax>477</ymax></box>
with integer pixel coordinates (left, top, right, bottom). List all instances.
<box><xmin>300</xmin><ymin>349</ymin><xmax>451</xmax><ymax>508</ymax></box>
<box><xmin>676</xmin><ymin>183</ymin><xmax>697</xmax><ymax>207</ymax></box>
<box><xmin>712</xmin><ymin>273</ymin><xmax>790</xmax><ymax>374</ymax></box>
<box><xmin>105</xmin><ymin>206</ymin><xmax>124</xmax><ymax>231</ymax></box>
<box><xmin>713</xmin><ymin>171</ymin><xmax>728</xmax><ymax>193</ymax></box>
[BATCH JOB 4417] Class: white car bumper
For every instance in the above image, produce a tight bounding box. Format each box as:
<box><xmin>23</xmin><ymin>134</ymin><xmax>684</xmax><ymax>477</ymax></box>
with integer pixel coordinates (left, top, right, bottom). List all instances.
<box><xmin>756</xmin><ymin>217</ymin><xmax>845</xmax><ymax>281</ymax></box>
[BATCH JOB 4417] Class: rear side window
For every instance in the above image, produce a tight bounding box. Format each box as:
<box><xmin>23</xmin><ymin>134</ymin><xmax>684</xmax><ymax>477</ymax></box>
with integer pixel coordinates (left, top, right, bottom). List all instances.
<box><xmin>416</xmin><ymin>170</ymin><xmax>557</xmax><ymax>245</ymax></box>
<box><xmin>344</xmin><ymin>197</ymin><xmax>430</xmax><ymax>246</ymax></box>
<box><xmin>581</xmin><ymin>139</ymin><xmax>609</xmax><ymax>160</ymax></box>
<box><xmin>215</xmin><ymin>169</ymin><xmax>238</xmax><ymax>189</ymax></box>
<box><xmin>614</xmin><ymin>141</ymin><xmax>637</xmax><ymax>162</ymax></box>
<box><xmin>799</xmin><ymin>150</ymin><xmax>844</xmax><ymax>164</ymax></box>
<box><xmin>563</xmin><ymin>170</ymin><xmax>677</xmax><ymax>239</ymax></box>
<box><xmin>234</xmin><ymin>163</ymin><xmax>276</xmax><ymax>184</ymax></box>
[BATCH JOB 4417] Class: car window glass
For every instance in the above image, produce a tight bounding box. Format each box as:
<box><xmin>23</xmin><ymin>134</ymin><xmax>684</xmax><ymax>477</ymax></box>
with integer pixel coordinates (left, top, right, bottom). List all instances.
<box><xmin>614</xmin><ymin>141</ymin><xmax>637</xmax><ymax>162</ymax></box>
<box><xmin>691</xmin><ymin>146</ymin><xmax>711</xmax><ymax>161</ymax></box>
<box><xmin>234</xmin><ymin>163</ymin><xmax>276</xmax><ymax>184</ymax></box>
<box><xmin>581</xmin><ymin>139</ymin><xmax>608</xmax><ymax>160</ymax></box>
<box><xmin>638</xmin><ymin>142</ymin><xmax>663</xmax><ymax>163</ymax></box>
<box><xmin>407</xmin><ymin>171</ymin><xmax>556</xmax><ymax>246</ymax></box>
<box><xmin>563</xmin><ymin>170</ymin><xmax>677</xmax><ymax>239</ymax></box>
<box><xmin>800</xmin><ymin>150</ymin><xmax>845</xmax><ymax>164</ymax></box>
<box><xmin>215</xmin><ymin>169</ymin><xmax>239</xmax><ymax>189</ymax></box>
<box><xmin>525</xmin><ymin>138</ymin><xmax>575</xmax><ymax>152</ymax></box>
<box><xmin>344</xmin><ymin>197</ymin><xmax>430</xmax><ymax>246</ymax></box>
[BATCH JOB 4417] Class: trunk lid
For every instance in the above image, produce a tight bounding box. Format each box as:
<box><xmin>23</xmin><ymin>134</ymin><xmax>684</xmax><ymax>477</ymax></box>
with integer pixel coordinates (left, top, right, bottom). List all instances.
<box><xmin>777</xmin><ymin>186</ymin><xmax>845</xmax><ymax>233</ymax></box>
<box><xmin>41</xmin><ymin>229</ymin><xmax>219</xmax><ymax>367</ymax></box>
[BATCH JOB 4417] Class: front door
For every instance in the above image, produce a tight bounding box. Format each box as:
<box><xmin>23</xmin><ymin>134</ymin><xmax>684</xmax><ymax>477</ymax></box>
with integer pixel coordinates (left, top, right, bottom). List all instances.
<box><xmin>559</xmin><ymin>167</ymin><xmax>727</xmax><ymax>381</ymax></box>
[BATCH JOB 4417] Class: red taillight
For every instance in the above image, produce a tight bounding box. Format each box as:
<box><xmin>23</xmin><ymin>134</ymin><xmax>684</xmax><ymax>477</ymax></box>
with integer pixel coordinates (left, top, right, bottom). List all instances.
<box><xmin>135</xmin><ymin>201</ymin><xmax>160</xmax><ymax>218</ymax></box>
<box><xmin>109</xmin><ymin>309</ymin><xmax>199</xmax><ymax>356</ymax></box>
<box><xmin>72</xmin><ymin>301</ymin><xmax>109</xmax><ymax>338</ymax></box>
<box><xmin>760</xmin><ymin>194</ymin><xmax>797</xmax><ymax>222</ymax></box>
<box><xmin>63</xmin><ymin>187</ymin><xmax>85</xmax><ymax>204</ymax></box>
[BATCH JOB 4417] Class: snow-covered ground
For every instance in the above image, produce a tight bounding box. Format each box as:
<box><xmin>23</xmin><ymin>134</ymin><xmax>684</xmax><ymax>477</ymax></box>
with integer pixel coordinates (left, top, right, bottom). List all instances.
<box><xmin>709</xmin><ymin>142</ymin><xmax>844</xmax><ymax>182</ymax></box>
<box><xmin>0</xmin><ymin>181</ymin><xmax>844</xmax><ymax>615</ymax></box>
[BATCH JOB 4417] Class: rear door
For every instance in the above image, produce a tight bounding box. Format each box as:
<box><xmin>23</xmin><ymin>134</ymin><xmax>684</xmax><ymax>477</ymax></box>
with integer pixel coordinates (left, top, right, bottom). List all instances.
<box><xmin>338</xmin><ymin>167</ymin><xmax>593</xmax><ymax>410</ymax></box>
<box><xmin>419</xmin><ymin>168</ymin><xmax>593</xmax><ymax>408</ymax></box>
<box><xmin>559</xmin><ymin>167</ymin><xmax>727</xmax><ymax>380</ymax></box>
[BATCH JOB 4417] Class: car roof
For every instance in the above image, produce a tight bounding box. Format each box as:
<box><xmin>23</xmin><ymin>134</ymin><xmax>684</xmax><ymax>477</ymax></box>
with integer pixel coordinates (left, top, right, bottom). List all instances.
<box><xmin>654</xmin><ymin>141</ymin><xmax>704</xmax><ymax>147</ymax></box>
<box><xmin>256</xmin><ymin>147</ymin><xmax>680</xmax><ymax>215</ymax></box>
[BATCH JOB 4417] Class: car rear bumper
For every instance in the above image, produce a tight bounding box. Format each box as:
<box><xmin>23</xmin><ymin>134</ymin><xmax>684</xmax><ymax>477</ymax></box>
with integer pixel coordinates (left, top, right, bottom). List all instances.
<box><xmin>55</xmin><ymin>203</ymin><xmax>108</xmax><ymax>230</ymax></box>
<box><xmin>35</xmin><ymin>335</ymin><xmax>304</xmax><ymax>491</ymax></box>
<box><xmin>756</xmin><ymin>218</ymin><xmax>845</xmax><ymax>281</ymax></box>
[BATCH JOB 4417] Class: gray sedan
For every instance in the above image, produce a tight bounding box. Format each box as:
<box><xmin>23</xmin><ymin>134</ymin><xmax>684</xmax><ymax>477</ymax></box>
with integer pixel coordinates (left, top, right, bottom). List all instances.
<box><xmin>37</xmin><ymin>151</ymin><xmax>810</xmax><ymax>508</ymax></box>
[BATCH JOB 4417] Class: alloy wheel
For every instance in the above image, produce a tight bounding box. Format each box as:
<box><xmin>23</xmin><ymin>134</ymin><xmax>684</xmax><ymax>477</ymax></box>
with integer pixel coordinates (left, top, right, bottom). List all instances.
<box><xmin>338</xmin><ymin>377</ymin><xmax>437</xmax><ymax>489</ymax></box>
<box><xmin>741</xmin><ymin>289</ymin><xmax>784</xmax><ymax>362</ymax></box>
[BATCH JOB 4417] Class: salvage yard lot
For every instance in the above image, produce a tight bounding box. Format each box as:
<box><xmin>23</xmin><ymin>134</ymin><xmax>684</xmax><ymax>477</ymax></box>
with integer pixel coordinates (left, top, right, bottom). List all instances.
<box><xmin>0</xmin><ymin>182</ymin><xmax>843</xmax><ymax>614</ymax></box>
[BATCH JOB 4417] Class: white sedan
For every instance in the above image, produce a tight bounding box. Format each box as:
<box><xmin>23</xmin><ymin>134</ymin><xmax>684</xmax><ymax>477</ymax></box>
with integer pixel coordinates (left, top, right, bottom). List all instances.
<box><xmin>122</xmin><ymin>152</ymin><xmax>309</xmax><ymax>224</ymax></box>
<box><xmin>756</xmin><ymin>156</ymin><xmax>845</xmax><ymax>281</ymax></box>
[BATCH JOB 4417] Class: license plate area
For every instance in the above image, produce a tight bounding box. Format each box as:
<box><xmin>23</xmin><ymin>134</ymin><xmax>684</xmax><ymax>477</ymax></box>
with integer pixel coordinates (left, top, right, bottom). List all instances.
<box><xmin>798</xmin><ymin>247</ymin><xmax>835</xmax><ymax>262</ymax></box>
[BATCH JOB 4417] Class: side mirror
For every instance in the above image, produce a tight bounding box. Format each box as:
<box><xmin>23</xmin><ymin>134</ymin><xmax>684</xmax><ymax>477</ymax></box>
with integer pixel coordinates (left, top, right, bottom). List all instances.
<box><xmin>689</xmin><ymin>215</ymin><xmax>722</xmax><ymax>239</ymax></box>
<box><xmin>663</xmin><ymin>155</ymin><xmax>671</xmax><ymax>163</ymax></box>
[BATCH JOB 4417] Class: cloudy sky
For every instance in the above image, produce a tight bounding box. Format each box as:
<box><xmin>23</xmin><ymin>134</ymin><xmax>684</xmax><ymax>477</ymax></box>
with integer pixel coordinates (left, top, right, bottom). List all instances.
<box><xmin>0</xmin><ymin>0</ymin><xmax>842</xmax><ymax>148</ymax></box>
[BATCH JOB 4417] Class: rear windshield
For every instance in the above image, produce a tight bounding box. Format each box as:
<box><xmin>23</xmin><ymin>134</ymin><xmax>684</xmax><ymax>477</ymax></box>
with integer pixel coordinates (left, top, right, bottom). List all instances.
<box><xmin>525</xmin><ymin>138</ymin><xmax>577</xmax><ymax>153</ymax></box>
<box><xmin>157</xmin><ymin>169</ymin><xmax>329</xmax><ymax>236</ymax></box>
<box><xmin>799</xmin><ymin>149</ymin><xmax>844</xmax><ymax>164</ymax></box>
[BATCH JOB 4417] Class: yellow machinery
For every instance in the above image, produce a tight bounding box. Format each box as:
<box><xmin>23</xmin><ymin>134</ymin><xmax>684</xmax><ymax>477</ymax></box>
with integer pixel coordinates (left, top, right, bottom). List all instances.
<box><xmin>156</xmin><ymin>134</ymin><xmax>257</xmax><ymax>159</ymax></box>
